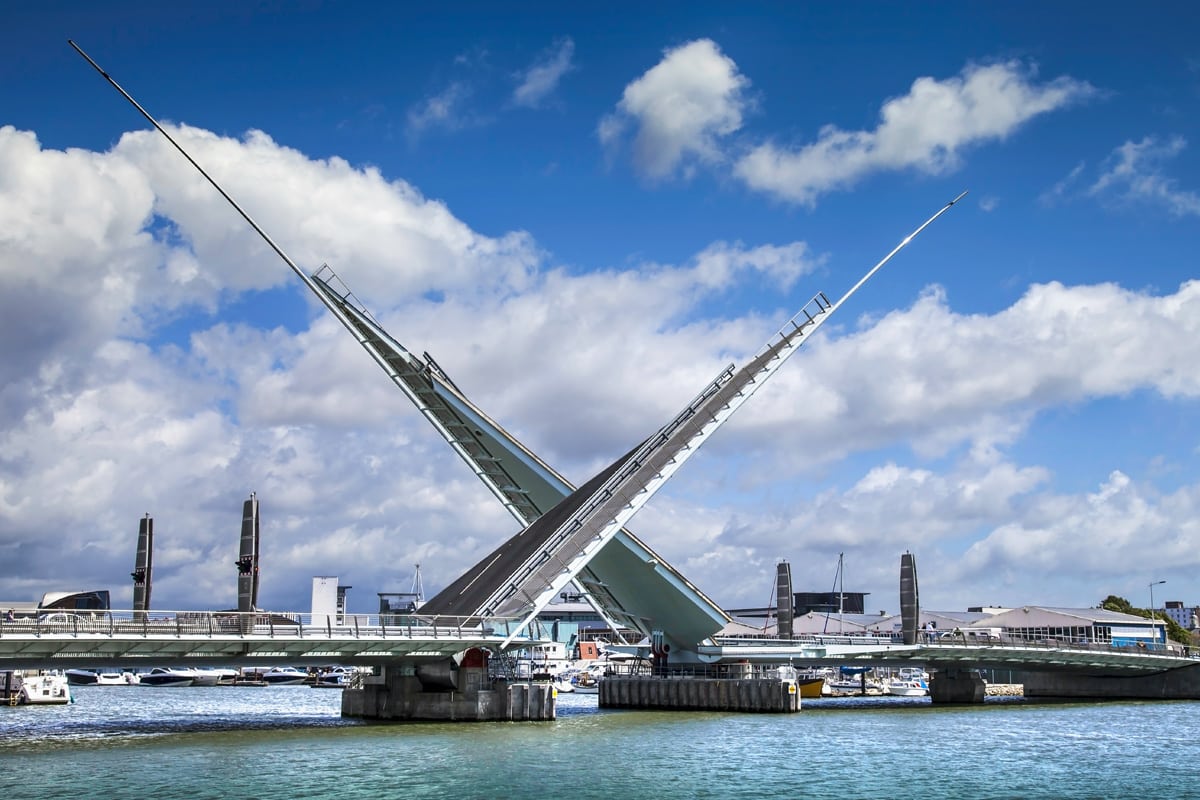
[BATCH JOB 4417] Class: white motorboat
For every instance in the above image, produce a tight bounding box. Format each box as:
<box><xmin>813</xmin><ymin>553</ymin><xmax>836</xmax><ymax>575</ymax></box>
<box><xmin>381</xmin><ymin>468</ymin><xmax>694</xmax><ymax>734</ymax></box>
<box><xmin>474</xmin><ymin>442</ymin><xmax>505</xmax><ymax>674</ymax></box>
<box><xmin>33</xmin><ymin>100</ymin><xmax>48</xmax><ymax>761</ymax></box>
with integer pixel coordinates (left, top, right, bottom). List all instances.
<box><xmin>2</xmin><ymin>671</ymin><xmax>72</xmax><ymax>705</ymax></box>
<box><xmin>885</xmin><ymin>668</ymin><xmax>929</xmax><ymax>696</ymax></box>
<box><xmin>514</xmin><ymin>641</ymin><xmax>573</xmax><ymax>679</ymax></box>
<box><xmin>312</xmin><ymin>666</ymin><xmax>366</xmax><ymax>688</ymax></box>
<box><xmin>138</xmin><ymin>667</ymin><xmax>195</xmax><ymax>687</ymax></box>
<box><xmin>884</xmin><ymin>678</ymin><xmax>928</xmax><ymax>697</ymax></box>
<box><xmin>65</xmin><ymin>668</ymin><xmax>100</xmax><ymax>685</ymax></box>
<box><xmin>67</xmin><ymin>669</ymin><xmax>138</xmax><ymax>685</ymax></box>
<box><xmin>262</xmin><ymin>666</ymin><xmax>309</xmax><ymax>685</ymax></box>
<box><xmin>190</xmin><ymin>668</ymin><xmax>238</xmax><ymax>687</ymax></box>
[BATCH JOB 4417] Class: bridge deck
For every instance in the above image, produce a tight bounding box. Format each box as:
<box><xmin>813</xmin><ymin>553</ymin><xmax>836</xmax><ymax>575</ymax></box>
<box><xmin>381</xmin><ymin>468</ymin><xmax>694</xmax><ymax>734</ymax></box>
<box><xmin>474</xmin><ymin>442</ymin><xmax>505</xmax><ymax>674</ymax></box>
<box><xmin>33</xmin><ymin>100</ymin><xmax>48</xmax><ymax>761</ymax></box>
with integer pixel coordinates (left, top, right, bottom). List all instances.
<box><xmin>700</xmin><ymin>634</ymin><xmax>1200</xmax><ymax>674</ymax></box>
<box><xmin>0</xmin><ymin>611</ymin><xmax>547</xmax><ymax>671</ymax></box>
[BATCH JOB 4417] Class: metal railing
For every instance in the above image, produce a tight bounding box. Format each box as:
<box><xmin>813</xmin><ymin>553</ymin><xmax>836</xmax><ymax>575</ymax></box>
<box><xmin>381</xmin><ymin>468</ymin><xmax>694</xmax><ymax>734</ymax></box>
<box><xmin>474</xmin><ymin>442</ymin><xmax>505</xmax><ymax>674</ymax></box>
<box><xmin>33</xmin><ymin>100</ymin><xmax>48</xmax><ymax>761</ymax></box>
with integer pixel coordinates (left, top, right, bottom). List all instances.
<box><xmin>0</xmin><ymin>609</ymin><xmax>550</xmax><ymax>643</ymax></box>
<box><xmin>711</xmin><ymin>630</ymin><xmax>1200</xmax><ymax>659</ymax></box>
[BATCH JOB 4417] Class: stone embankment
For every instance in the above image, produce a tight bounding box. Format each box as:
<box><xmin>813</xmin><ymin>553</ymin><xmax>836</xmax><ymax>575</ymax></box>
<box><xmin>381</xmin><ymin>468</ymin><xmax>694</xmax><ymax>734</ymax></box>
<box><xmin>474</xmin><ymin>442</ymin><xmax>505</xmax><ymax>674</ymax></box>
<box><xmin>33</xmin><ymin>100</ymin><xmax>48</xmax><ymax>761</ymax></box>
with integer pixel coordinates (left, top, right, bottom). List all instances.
<box><xmin>985</xmin><ymin>683</ymin><xmax>1024</xmax><ymax>697</ymax></box>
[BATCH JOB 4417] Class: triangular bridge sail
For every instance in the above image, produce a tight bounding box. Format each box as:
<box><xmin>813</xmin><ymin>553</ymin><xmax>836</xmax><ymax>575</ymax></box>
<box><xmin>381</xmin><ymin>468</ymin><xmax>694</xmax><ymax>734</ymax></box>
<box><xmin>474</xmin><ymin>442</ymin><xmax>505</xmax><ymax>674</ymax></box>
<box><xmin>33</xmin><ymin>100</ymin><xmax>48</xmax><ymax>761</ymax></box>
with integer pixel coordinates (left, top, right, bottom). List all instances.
<box><xmin>433</xmin><ymin>193</ymin><xmax>966</xmax><ymax>645</ymax></box>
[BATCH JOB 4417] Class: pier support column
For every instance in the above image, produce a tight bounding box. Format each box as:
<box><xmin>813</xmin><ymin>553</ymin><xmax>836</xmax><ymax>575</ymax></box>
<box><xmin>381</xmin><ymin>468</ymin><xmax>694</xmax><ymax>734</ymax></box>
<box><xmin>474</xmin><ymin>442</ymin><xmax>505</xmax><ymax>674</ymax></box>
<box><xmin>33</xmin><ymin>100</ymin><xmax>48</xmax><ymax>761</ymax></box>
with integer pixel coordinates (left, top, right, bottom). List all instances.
<box><xmin>599</xmin><ymin>676</ymin><xmax>800</xmax><ymax>712</ymax></box>
<box><xmin>929</xmin><ymin>668</ymin><xmax>986</xmax><ymax>704</ymax></box>
<box><xmin>341</xmin><ymin>659</ymin><xmax>555</xmax><ymax>721</ymax></box>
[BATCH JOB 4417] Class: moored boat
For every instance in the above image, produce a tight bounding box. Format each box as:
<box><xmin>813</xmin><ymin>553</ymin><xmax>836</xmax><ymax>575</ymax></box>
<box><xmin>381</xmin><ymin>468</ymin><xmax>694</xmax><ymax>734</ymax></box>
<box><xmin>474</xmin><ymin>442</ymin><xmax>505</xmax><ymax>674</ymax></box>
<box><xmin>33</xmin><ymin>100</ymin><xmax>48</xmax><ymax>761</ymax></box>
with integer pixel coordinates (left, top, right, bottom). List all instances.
<box><xmin>65</xmin><ymin>668</ymin><xmax>99</xmax><ymax>685</ymax></box>
<box><xmin>311</xmin><ymin>666</ymin><xmax>365</xmax><ymax>688</ymax></box>
<box><xmin>571</xmin><ymin>672</ymin><xmax>600</xmax><ymax>694</ymax></box>
<box><xmin>190</xmin><ymin>668</ymin><xmax>239</xmax><ymax>686</ymax></box>
<box><xmin>884</xmin><ymin>678</ymin><xmax>928</xmax><ymax>696</ymax></box>
<box><xmin>885</xmin><ymin>668</ymin><xmax>929</xmax><ymax>696</ymax></box>
<box><xmin>2</xmin><ymin>671</ymin><xmax>72</xmax><ymax>705</ymax></box>
<box><xmin>262</xmin><ymin>666</ymin><xmax>309</xmax><ymax>685</ymax></box>
<box><xmin>67</xmin><ymin>668</ymin><xmax>138</xmax><ymax>685</ymax></box>
<box><xmin>138</xmin><ymin>667</ymin><xmax>195</xmax><ymax>687</ymax></box>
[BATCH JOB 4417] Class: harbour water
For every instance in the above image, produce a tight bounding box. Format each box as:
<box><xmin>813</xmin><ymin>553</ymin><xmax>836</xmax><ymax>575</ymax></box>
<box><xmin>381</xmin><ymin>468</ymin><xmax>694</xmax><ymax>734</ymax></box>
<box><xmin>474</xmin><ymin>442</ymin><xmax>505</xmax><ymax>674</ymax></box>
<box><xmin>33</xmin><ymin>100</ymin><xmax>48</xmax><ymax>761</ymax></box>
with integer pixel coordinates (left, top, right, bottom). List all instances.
<box><xmin>3</xmin><ymin>686</ymin><xmax>1198</xmax><ymax>799</ymax></box>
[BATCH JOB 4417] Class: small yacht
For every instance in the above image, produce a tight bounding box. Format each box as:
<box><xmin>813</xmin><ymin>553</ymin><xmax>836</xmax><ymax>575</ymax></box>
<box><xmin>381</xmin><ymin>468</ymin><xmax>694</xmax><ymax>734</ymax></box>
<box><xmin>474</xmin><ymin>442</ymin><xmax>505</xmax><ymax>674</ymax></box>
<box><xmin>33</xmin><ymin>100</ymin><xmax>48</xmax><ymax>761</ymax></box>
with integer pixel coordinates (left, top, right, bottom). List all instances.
<box><xmin>312</xmin><ymin>666</ymin><xmax>369</xmax><ymax>688</ymax></box>
<box><xmin>65</xmin><ymin>668</ymin><xmax>101</xmax><ymax>685</ymax></box>
<box><xmin>138</xmin><ymin>667</ymin><xmax>195</xmax><ymax>687</ymax></box>
<box><xmin>885</xmin><ymin>668</ymin><xmax>929</xmax><ymax>697</ymax></box>
<box><xmin>262</xmin><ymin>666</ymin><xmax>309</xmax><ymax>685</ymax></box>
<box><xmin>189</xmin><ymin>668</ymin><xmax>239</xmax><ymax>687</ymax></box>
<box><xmin>66</xmin><ymin>668</ymin><xmax>138</xmax><ymax>685</ymax></box>
<box><xmin>2</xmin><ymin>671</ymin><xmax>72</xmax><ymax>705</ymax></box>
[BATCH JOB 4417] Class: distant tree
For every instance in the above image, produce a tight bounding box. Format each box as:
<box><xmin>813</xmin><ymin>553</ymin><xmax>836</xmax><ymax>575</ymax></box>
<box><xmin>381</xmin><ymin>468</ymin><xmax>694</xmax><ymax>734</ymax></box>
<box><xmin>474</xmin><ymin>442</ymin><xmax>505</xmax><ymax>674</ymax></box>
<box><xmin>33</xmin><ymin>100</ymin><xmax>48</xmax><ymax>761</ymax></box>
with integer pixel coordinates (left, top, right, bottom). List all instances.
<box><xmin>1101</xmin><ymin>594</ymin><xmax>1189</xmax><ymax>645</ymax></box>
<box><xmin>1099</xmin><ymin>595</ymin><xmax>1136</xmax><ymax>614</ymax></box>
<box><xmin>1161</xmin><ymin>615</ymin><xmax>1190</xmax><ymax>645</ymax></box>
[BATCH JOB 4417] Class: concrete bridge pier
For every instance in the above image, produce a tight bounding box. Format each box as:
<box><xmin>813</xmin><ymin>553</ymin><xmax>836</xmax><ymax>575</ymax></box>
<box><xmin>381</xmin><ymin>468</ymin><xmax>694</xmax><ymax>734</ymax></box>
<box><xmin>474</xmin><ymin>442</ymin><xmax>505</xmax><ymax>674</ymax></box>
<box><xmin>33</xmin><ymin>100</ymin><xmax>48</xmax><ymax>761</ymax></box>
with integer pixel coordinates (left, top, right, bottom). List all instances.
<box><xmin>341</xmin><ymin>650</ymin><xmax>555</xmax><ymax>722</ymax></box>
<box><xmin>929</xmin><ymin>668</ymin><xmax>987</xmax><ymax>703</ymax></box>
<box><xmin>1020</xmin><ymin>663</ymin><xmax>1200</xmax><ymax>700</ymax></box>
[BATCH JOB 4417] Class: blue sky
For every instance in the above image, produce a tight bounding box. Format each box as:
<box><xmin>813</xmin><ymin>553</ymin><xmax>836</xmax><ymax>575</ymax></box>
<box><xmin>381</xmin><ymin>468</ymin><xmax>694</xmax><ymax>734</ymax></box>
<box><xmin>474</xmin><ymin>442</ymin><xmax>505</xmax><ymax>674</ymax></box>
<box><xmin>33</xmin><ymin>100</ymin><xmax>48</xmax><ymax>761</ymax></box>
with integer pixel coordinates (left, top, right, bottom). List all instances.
<box><xmin>2</xmin><ymin>1</ymin><xmax>1199</xmax><ymax>619</ymax></box>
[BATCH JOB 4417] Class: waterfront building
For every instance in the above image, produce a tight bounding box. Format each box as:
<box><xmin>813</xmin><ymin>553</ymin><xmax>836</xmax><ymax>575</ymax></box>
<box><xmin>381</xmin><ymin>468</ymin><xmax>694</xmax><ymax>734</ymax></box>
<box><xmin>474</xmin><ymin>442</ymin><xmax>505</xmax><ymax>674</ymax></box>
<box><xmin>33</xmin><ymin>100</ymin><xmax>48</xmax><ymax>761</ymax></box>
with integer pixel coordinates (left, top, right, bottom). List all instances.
<box><xmin>979</xmin><ymin>606</ymin><xmax>1165</xmax><ymax>646</ymax></box>
<box><xmin>311</xmin><ymin>577</ymin><xmax>352</xmax><ymax>627</ymax></box>
<box><xmin>1163</xmin><ymin>601</ymin><xmax>1200</xmax><ymax>631</ymax></box>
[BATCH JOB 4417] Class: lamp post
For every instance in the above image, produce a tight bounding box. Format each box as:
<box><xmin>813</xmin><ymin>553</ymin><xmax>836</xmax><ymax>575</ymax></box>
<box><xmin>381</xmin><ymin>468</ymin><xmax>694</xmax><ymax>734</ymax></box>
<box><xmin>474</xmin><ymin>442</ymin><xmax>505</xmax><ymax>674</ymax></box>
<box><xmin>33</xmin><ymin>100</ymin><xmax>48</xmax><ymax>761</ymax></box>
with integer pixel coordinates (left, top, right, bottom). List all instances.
<box><xmin>1149</xmin><ymin>580</ymin><xmax>1166</xmax><ymax>650</ymax></box>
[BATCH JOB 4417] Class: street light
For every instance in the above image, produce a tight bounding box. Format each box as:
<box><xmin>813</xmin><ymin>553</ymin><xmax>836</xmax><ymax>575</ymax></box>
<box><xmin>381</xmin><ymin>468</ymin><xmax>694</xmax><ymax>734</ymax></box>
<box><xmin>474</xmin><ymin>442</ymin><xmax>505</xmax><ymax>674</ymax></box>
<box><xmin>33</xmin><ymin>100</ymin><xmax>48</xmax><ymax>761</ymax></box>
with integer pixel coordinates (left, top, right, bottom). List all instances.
<box><xmin>1149</xmin><ymin>580</ymin><xmax>1166</xmax><ymax>650</ymax></box>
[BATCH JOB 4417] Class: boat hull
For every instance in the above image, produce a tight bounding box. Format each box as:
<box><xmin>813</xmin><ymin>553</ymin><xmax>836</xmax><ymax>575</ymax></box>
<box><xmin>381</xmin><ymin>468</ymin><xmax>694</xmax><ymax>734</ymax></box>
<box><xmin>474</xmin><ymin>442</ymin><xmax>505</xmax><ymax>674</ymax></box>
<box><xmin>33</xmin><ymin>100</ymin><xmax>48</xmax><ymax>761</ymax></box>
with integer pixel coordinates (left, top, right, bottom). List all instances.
<box><xmin>139</xmin><ymin>677</ymin><xmax>194</xmax><ymax>687</ymax></box>
<box><xmin>65</xmin><ymin>669</ymin><xmax>99</xmax><ymax>685</ymax></box>
<box><xmin>139</xmin><ymin>668</ymin><xmax>196</xmax><ymax>687</ymax></box>
<box><xmin>262</xmin><ymin>667</ymin><xmax>309</xmax><ymax>686</ymax></box>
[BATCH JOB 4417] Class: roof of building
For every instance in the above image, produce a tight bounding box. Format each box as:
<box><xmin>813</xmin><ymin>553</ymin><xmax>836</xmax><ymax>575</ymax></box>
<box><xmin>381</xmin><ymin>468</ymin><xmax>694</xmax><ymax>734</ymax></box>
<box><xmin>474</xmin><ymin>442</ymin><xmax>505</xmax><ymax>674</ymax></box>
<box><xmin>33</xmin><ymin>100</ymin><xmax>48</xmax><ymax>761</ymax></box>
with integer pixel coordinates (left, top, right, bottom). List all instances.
<box><xmin>985</xmin><ymin>606</ymin><xmax>1155</xmax><ymax>627</ymax></box>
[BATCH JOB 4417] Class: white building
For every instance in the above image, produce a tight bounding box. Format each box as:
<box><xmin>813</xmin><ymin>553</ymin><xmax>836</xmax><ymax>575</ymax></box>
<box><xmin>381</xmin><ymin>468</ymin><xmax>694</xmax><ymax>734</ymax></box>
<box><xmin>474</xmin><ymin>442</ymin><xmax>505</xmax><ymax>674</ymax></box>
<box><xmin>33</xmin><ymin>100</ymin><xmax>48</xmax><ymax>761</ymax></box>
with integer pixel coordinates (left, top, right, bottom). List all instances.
<box><xmin>311</xmin><ymin>577</ymin><xmax>350</xmax><ymax>626</ymax></box>
<box><xmin>980</xmin><ymin>606</ymin><xmax>1164</xmax><ymax>647</ymax></box>
<box><xmin>1163</xmin><ymin>601</ymin><xmax>1199</xmax><ymax>631</ymax></box>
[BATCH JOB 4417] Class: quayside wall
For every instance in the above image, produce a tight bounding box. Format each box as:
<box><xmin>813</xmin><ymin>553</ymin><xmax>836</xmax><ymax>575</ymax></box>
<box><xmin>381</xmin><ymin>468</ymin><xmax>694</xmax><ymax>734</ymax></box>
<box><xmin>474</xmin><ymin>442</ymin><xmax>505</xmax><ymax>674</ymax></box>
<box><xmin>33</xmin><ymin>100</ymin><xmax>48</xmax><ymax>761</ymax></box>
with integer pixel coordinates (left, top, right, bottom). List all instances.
<box><xmin>599</xmin><ymin>676</ymin><xmax>800</xmax><ymax>713</ymax></box>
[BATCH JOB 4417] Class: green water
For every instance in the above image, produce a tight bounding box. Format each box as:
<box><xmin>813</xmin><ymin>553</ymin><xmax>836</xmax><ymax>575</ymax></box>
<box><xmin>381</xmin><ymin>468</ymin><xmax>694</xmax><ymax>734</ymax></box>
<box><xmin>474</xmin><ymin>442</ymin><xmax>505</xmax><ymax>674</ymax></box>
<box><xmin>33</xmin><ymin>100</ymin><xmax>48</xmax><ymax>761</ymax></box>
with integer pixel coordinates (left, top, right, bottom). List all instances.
<box><xmin>3</xmin><ymin>687</ymin><xmax>1197</xmax><ymax>799</ymax></box>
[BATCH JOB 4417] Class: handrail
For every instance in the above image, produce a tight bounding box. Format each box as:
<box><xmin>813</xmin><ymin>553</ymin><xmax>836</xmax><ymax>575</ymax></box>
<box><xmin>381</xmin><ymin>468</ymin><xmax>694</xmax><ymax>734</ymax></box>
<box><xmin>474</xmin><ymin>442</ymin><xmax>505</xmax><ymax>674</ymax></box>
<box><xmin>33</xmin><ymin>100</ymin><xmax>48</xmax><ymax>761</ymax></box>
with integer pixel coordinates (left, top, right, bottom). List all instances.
<box><xmin>0</xmin><ymin>609</ymin><xmax>542</xmax><ymax>642</ymax></box>
<box><xmin>709</xmin><ymin>632</ymin><xmax>1200</xmax><ymax>660</ymax></box>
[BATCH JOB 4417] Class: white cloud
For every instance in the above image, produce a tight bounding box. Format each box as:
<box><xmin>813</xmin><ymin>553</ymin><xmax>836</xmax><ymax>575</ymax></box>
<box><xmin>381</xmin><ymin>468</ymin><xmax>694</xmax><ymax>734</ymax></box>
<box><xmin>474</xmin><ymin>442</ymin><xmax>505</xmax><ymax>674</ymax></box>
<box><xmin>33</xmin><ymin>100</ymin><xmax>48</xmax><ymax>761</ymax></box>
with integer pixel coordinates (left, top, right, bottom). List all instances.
<box><xmin>406</xmin><ymin>82</ymin><xmax>477</xmax><ymax>138</ymax></box>
<box><xmin>598</xmin><ymin>39</ymin><xmax>750</xmax><ymax>180</ymax></box>
<box><xmin>4</xmin><ymin>120</ymin><xmax>1200</xmax><ymax>620</ymax></box>
<box><xmin>1089</xmin><ymin>136</ymin><xmax>1200</xmax><ymax>216</ymax></box>
<box><xmin>957</xmin><ymin>470</ymin><xmax>1200</xmax><ymax>594</ymax></box>
<box><xmin>714</xmin><ymin>280</ymin><xmax>1200</xmax><ymax>476</ymax></box>
<box><xmin>512</xmin><ymin>38</ymin><xmax>575</xmax><ymax>109</ymax></box>
<box><xmin>1040</xmin><ymin>161</ymin><xmax>1086</xmax><ymax>207</ymax></box>
<box><xmin>735</xmin><ymin>61</ymin><xmax>1095</xmax><ymax>206</ymax></box>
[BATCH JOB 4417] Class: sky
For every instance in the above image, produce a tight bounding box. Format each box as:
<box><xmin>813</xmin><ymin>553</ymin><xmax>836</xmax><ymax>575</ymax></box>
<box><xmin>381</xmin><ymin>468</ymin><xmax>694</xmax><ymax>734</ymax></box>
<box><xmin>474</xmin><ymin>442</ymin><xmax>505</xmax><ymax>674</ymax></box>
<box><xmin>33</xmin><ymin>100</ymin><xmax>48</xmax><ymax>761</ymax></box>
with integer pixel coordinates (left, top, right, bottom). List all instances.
<box><xmin>2</xmin><ymin>1</ymin><xmax>1198</xmax><ymax>620</ymax></box>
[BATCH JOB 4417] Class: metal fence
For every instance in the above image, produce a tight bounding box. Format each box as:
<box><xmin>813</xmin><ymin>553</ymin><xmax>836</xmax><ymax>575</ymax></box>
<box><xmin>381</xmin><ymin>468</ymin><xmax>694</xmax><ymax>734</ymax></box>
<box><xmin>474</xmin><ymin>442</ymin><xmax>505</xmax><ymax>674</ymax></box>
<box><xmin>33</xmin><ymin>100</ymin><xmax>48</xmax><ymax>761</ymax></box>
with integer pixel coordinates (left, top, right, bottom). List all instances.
<box><xmin>0</xmin><ymin>609</ymin><xmax>549</xmax><ymax>642</ymax></box>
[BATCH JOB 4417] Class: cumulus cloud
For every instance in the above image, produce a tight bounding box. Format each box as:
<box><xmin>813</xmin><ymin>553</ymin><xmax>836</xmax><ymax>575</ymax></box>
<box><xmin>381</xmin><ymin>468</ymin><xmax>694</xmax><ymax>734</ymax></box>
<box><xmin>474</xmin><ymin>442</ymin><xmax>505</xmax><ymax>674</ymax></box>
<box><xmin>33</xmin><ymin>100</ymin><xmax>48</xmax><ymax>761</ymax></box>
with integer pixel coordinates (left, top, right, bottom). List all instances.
<box><xmin>955</xmin><ymin>470</ymin><xmax>1200</xmax><ymax>601</ymax></box>
<box><xmin>0</xmin><ymin>122</ymin><xmax>822</xmax><ymax>610</ymax></box>
<box><xmin>3</xmin><ymin>120</ymin><xmax>1199</xmax><ymax>619</ymax></box>
<box><xmin>735</xmin><ymin>61</ymin><xmax>1096</xmax><ymax>206</ymax></box>
<box><xmin>713</xmin><ymin>280</ymin><xmax>1200</xmax><ymax>477</ymax></box>
<box><xmin>512</xmin><ymin>38</ymin><xmax>575</xmax><ymax>109</ymax></box>
<box><xmin>598</xmin><ymin>38</ymin><xmax>750</xmax><ymax>180</ymax></box>
<box><xmin>651</xmin><ymin>278</ymin><xmax>1200</xmax><ymax>606</ymax></box>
